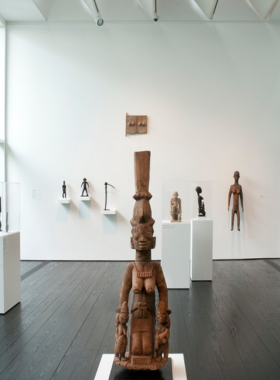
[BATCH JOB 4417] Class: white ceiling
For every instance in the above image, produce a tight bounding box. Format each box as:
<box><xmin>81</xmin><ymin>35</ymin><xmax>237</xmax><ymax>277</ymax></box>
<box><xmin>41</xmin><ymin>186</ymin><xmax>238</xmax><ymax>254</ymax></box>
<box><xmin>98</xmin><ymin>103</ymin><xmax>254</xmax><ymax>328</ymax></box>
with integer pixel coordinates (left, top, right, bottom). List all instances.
<box><xmin>0</xmin><ymin>0</ymin><xmax>280</xmax><ymax>22</ymax></box>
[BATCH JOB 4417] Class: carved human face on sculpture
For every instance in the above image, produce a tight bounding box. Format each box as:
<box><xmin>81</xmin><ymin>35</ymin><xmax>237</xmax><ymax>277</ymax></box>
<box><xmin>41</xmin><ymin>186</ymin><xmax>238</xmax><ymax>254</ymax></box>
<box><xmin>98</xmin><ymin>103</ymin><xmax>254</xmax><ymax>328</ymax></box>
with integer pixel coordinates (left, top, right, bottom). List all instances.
<box><xmin>233</xmin><ymin>171</ymin><xmax>240</xmax><ymax>183</ymax></box>
<box><xmin>173</xmin><ymin>192</ymin><xmax>178</xmax><ymax>199</ymax></box>
<box><xmin>157</xmin><ymin>311</ymin><xmax>168</xmax><ymax>325</ymax></box>
<box><xmin>119</xmin><ymin>312</ymin><xmax>129</xmax><ymax>324</ymax></box>
<box><xmin>131</xmin><ymin>223</ymin><xmax>156</xmax><ymax>251</ymax></box>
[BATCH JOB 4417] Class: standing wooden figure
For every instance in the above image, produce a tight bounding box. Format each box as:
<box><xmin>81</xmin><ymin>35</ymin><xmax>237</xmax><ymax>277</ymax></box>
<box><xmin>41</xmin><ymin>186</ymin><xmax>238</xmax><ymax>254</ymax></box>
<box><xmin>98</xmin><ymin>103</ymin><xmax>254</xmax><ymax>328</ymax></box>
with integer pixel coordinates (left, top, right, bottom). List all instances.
<box><xmin>114</xmin><ymin>151</ymin><xmax>171</xmax><ymax>370</ymax></box>
<box><xmin>228</xmin><ymin>171</ymin><xmax>244</xmax><ymax>231</ymax></box>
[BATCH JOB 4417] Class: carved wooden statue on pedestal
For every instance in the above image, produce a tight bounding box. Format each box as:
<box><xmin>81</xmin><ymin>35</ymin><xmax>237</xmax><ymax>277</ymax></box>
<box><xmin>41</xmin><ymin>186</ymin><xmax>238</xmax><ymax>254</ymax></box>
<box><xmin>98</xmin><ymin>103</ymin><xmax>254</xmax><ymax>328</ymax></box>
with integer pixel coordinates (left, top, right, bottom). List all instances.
<box><xmin>170</xmin><ymin>191</ymin><xmax>182</xmax><ymax>222</ymax></box>
<box><xmin>114</xmin><ymin>151</ymin><xmax>171</xmax><ymax>370</ymax></box>
<box><xmin>228</xmin><ymin>171</ymin><xmax>244</xmax><ymax>231</ymax></box>
<box><xmin>195</xmin><ymin>186</ymin><xmax>206</xmax><ymax>217</ymax></box>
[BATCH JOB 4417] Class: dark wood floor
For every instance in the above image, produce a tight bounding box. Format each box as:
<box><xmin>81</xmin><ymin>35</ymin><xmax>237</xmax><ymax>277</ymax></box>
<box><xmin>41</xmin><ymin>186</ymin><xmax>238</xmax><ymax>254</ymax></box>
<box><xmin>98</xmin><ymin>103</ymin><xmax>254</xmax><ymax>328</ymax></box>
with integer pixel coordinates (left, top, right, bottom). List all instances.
<box><xmin>0</xmin><ymin>259</ymin><xmax>280</xmax><ymax>380</ymax></box>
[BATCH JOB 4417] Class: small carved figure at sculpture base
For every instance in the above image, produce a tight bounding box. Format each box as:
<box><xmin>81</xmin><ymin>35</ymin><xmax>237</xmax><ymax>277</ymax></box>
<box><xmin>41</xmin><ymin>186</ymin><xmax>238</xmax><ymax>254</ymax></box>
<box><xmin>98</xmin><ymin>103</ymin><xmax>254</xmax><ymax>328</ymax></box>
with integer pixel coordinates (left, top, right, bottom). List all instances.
<box><xmin>195</xmin><ymin>187</ymin><xmax>206</xmax><ymax>217</ymax></box>
<box><xmin>114</xmin><ymin>151</ymin><xmax>171</xmax><ymax>371</ymax></box>
<box><xmin>170</xmin><ymin>191</ymin><xmax>182</xmax><ymax>222</ymax></box>
<box><xmin>155</xmin><ymin>302</ymin><xmax>171</xmax><ymax>363</ymax></box>
<box><xmin>228</xmin><ymin>171</ymin><xmax>244</xmax><ymax>231</ymax></box>
<box><xmin>114</xmin><ymin>302</ymin><xmax>129</xmax><ymax>362</ymax></box>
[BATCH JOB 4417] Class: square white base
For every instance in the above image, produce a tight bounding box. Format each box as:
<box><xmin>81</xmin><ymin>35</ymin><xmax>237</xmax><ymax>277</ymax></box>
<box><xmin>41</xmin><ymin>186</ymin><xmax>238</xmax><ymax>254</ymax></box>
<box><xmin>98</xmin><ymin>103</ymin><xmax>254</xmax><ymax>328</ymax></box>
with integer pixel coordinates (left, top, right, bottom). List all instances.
<box><xmin>0</xmin><ymin>231</ymin><xmax>21</xmax><ymax>314</ymax></box>
<box><xmin>102</xmin><ymin>209</ymin><xmax>117</xmax><ymax>215</ymax></box>
<box><xmin>58</xmin><ymin>198</ymin><xmax>71</xmax><ymax>204</ymax></box>
<box><xmin>94</xmin><ymin>354</ymin><xmax>187</xmax><ymax>380</ymax></box>
<box><xmin>80</xmin><ymin>196</ymin><xmax>91</xmax><ymax>201</ymax></box>
<box><xmin>190</xmin><ymin>219</ymin><xmax>213</xmax><ymax>281</ymax></box>
<box><xmin>161</xmin><ymin>221</ymin><xmax>190</xmax><ymax>289</ymax></box>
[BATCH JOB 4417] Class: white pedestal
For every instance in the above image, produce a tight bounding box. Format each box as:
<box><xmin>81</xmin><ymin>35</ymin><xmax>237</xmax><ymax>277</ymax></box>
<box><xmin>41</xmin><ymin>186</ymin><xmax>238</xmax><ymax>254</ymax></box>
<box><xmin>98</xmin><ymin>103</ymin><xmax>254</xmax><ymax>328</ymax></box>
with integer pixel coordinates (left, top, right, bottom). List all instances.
<box><xmin>190</xmin><ymin>219</ymin><xmax>213</xmax><ymax>281</ymax></box>
<box><xmin>80</xmin><ymin>196</ymin><xmax>91</xmax><ymax>201</ymax></box>
<box><xmin>161</xmin><ymin>221</ymin><xmax>190</xmax><ymax>289</ymax></box>
<box><xmin>94</xmin><ymin>354</ymin><xmax>187</xmax><ymax>380</ymax></box>
<box><xmin>101</xmin><ymin>209</ymin><xmax>116</xmax><ymax>215</ymax></box>
<box><xmin>58</xmin><ymin>198</ymin><xmax>71</xmax><ymax>204</ymax></box>
<box><xmin>0</xmin><ymin>231</ymin><xmax>21</xmax><ymax>314</ymax></box>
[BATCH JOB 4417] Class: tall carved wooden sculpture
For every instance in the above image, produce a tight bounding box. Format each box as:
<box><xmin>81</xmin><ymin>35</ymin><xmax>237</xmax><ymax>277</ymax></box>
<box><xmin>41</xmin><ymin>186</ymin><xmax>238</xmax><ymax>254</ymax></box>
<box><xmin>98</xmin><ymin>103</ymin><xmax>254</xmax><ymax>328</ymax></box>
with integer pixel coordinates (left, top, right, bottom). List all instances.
<box><xmin>114</xmin><ymin>151</ymin><xmax>171</xmax><ymax>370</ymax></box>
<box><xmin>228</xmin><ymin>171</ymin><xmax>244</xmax><ymax>231</ymax></box>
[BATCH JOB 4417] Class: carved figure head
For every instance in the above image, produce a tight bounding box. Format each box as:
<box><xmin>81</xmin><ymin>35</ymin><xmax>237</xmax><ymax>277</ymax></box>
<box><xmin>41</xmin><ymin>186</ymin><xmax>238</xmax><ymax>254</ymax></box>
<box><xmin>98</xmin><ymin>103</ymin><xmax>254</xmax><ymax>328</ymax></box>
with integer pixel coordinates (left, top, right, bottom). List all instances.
<box><xmin>119</xmin><ymin>301</ymin><xmax>129</xmax><ymax>323</ymax></box>
<box><xmin>195</xmin><ymin>186</ymin><xmax>202</xmax><ymax>195</ymax></box>
<box><xmin>131</xmin><ymin>222</ymin><xmax>156</xmax><ymax>251</ymax></box>
<box><xmin>173</xmin><ymin>191</ymin><xmax>178</xmax><ymax>199</ymax></box>
<box><xmin>233</xmin><ymin>171</ymin><xmax>240</xmax><ymax>182</ymax></box>
<box><xmin>157</xmin><ymin>301</ymin><xmax>171</xmax><ymax>325</ymax></box>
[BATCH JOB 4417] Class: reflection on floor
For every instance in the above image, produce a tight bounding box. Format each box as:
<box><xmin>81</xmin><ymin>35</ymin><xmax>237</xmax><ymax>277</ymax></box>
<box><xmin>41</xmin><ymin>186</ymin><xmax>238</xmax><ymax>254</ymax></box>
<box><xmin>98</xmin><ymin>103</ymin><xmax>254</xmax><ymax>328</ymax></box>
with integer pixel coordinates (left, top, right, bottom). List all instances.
<box><xmin>0</xmin><ymin>259</ymin><xmax>280</xmax><ymax>380</ymax></box>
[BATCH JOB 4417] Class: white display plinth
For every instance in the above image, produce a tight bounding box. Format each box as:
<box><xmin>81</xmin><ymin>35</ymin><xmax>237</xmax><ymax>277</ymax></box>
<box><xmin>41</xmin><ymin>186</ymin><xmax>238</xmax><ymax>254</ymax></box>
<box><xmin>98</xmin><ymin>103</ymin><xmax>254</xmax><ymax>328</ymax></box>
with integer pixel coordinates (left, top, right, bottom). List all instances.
<box><xmin>0</xmin><ymin>231</ymin><xmax>21</xmax><ymax>314</ymax></box>
<box><xmin>58</xmin><ymin>198</ymin><xmax>71</xmax><ymax>204</ymax></box>
<box><xmin>161</xmin><ymin>221</ymin><xmax>190</xmax><ymax>289</ymax></box>
<box><xmin>101</xmin><ymin>209</ymin><xmax>116</xmax><ymax>215</ymax></box>
<box><xmin>190</xmin><ymin>219</ymin><xmax>213</xmax><ymax>281</ymax></box>
<box><xmin>94</xmin><ymin>354</ymin><xmax>187</xmax><ymax>380</ymax></box>
<box><xmin>80</xmin><ymin>196</ymin><xmax>91</xmax><ymax>201</ymax></box>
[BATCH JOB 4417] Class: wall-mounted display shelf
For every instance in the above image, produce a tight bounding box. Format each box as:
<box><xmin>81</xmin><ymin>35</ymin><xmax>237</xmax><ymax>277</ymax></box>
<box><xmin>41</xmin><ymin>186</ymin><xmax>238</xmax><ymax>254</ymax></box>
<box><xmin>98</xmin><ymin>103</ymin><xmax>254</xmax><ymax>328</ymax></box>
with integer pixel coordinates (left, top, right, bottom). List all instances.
<box><xmin>58</xmin><ymin>198</ymin><xmax>71</xmax><ymax>204</ymax></box>
<box><xmin>80</xmin><ymin>196</ymin><xmax>91</xmax><ymax>201</ymax></box>
<box><xmin>101</xmin><ymin>209</ymin><xmax>116</xmax><ymax>215</ymax></box>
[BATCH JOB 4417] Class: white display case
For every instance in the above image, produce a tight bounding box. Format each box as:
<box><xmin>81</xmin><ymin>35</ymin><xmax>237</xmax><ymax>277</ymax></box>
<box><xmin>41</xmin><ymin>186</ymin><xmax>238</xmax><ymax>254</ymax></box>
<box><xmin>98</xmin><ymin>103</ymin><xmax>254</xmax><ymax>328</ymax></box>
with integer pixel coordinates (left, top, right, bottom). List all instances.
<box><xmin>191</xmin><ymin>180</ymin><xmax>213</xmax><ymax>220</ymax></box>
<box><xmin>161</xmin><ymin>221</ymin><xmax>191</xmax><ymax>289</ymax></box>
<box><xmin>0</xmin><ymin>182</ymin><xmax>20</xmax><ymax>233</ymax></box>
<box><xmin>0</xmin><ymin>183</ymin><xmax>20</xmax><ymax>314</ymax></box>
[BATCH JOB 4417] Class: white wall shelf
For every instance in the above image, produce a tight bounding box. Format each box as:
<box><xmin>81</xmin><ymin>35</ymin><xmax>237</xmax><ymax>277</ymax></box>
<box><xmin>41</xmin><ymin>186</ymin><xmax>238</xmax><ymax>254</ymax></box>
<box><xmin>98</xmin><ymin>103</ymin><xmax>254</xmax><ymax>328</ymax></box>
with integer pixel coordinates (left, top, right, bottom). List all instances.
<box><xmin>101</xmin><ymin>209</ymin><xmax>116</xmax><ymax>215</ymax></box>
<box><xmin>58</xmin><ymin>198</ymin><xmax>71</xmax><ymax>204</ymax></box>
<box><xmin>80</xmin><ymin>196</ymin><xmax>91</xmax><ymax>201</ymax></box>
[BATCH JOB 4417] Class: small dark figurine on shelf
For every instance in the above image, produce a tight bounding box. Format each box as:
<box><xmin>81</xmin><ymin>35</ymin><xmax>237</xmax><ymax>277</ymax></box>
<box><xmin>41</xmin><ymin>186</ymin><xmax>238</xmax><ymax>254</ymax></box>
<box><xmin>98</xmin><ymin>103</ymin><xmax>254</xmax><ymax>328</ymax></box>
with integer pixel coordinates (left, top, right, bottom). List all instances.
<box><xmin>0</xmin><ymin>196</ymin><xmax>2</xmax><ymax>232</ymax></box>
<box><xmin>62</xmin><ymin>181</ymin><xmax>67</xmax><ymax>198</ymax></box>
<box><xmin>195</xmin><ymin>186</ymin><xmax>206</xmax><ymax>217</ymax></box>
<box><xmin>81</xmin><ymin>178</ymin><xmax>89</xmax><ymax>197</ymax></box>
<box><xmin>104</xmin><ymin>182</ymin><xmax>115</xmax><ymax>210</ymax></box>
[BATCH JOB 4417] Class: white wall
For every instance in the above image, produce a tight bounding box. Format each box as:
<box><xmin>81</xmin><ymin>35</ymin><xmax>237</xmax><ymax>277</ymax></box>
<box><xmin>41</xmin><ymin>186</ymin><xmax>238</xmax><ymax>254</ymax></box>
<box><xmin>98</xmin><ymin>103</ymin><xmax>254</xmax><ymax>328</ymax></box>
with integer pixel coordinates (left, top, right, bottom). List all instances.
<box><xmin>6</xmin><ymin>21</ymin><xmax>280</xmax><ymax>260</ymax></box>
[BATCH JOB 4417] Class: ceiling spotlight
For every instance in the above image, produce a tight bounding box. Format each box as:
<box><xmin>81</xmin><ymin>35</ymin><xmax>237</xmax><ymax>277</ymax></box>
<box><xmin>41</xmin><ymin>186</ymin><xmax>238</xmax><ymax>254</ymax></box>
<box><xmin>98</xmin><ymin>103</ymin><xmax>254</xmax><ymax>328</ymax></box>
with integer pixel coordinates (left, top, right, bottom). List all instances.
<box><xmin>194</xmin><ymin>0</ymin><xmax>219</xmax><ymax>20</ymax></box>
<box><xmin>138</xmin><ymin>0</ymin><xmax>159</xmax><ymax>22</ymax></box>
<box><xmin>247</xmin><ymin>0</ymin><xmax>280</xmax><ymax>20</ymax></box>
<box><xmin>83</xmin><ymin>0</ymin><xmax>104</xmax><ymax>26</ymax></box>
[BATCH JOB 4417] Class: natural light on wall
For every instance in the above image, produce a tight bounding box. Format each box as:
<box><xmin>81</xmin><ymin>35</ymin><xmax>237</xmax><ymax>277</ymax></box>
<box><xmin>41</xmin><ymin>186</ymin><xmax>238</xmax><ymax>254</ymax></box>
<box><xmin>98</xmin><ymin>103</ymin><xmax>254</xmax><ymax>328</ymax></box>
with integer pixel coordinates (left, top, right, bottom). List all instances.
<box><xmin>0</xmin><ymin>17</ymin><xmax>5</xmax><ymax>182</ymax></box>
<box><xmin>0</xmin><ymin>22</ymin><xmax>5</xmax><ymax>142</ymax></box>
<box><xmin>193</xmin><ymin>0</ymin><xmax>219</xmax><ymax>20</ymax></box>
<box><xmin>247</xmin><ymin>0</ymin><xmax>280</xmax><ymax>20</ymax></box>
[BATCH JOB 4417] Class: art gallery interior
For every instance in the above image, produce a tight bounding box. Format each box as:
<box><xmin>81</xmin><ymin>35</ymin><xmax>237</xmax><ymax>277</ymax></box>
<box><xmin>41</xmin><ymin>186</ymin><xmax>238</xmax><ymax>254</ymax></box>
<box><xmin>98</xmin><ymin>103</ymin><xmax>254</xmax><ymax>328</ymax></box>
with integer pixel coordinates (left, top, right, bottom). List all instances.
<box><xmin>0</xmin><ymin>0</ymin><xmax>280</xmax><ymax>379</ymax></box>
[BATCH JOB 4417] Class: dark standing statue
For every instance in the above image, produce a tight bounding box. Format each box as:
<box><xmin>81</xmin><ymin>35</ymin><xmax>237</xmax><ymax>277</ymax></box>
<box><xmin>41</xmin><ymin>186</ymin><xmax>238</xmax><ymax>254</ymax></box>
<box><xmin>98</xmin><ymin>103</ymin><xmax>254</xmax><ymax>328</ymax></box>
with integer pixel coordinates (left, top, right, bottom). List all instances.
<box><xmin>228</xmin><ymin>171</ymin><xmax>244</xmax><ymax>231</ymax></box>
<box><xmin>114</xmin><ymin>151</ymin><xmax>171</xmax><ymax>371</ymax></box>
<box><xmin>195</xmin><ymin>186</ymin><xmax>206</xmax><ymax>217</ymax></box>
<box><xmin>62</xmin><ymin>181</ymin><xmax>67</xmax><ymax>198</ymax></box>
<box><xmin>81</xmin><ymin>178</ymin><xmax>89</xmax><ymax>197</ymax></box>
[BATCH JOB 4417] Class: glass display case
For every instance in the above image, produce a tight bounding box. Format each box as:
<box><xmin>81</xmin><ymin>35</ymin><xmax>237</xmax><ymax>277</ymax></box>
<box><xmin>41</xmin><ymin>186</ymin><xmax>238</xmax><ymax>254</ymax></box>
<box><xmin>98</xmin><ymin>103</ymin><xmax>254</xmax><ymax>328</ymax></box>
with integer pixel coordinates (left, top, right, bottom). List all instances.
<box><xmin>0</xmin><ymin>182</ymin><xmax>20</xmax><ymax>233</ymax></box>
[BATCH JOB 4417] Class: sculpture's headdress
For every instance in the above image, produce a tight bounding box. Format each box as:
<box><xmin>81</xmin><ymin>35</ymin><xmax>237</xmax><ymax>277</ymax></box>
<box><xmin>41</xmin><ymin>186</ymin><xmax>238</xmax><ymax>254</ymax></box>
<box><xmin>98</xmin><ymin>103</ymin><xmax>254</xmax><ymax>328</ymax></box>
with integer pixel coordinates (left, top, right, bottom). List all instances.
<box><xmin>131</xmin><ymin>151</ymin><xmax>155</xmax><ymax>227</ymax></box>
